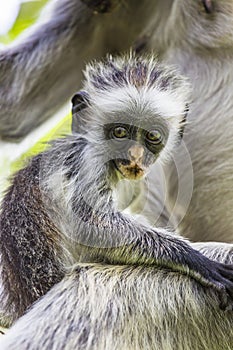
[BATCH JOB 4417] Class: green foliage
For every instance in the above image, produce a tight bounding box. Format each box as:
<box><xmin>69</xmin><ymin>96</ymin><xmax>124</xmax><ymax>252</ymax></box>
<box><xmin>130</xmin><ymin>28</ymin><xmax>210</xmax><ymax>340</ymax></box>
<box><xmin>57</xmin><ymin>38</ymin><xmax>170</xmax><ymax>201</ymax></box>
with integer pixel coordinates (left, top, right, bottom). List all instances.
<box><xmin>0</xmin><ymin>0</ymin><xmax>48</xmax><ymax>44</ymax></box>
<box><xmin>11</xmin><ymin>114</ymin><xmax>72</xmax><ymax>173</ymax></box>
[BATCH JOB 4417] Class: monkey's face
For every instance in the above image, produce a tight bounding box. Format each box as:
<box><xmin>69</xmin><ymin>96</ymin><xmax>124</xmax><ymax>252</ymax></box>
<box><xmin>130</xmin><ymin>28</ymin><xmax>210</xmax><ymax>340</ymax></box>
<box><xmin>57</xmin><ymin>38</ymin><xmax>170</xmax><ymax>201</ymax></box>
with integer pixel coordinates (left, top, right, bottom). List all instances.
<box><xmin>104</xmin><ymin>123</ymin><xmax>167</xmax><ymax>180</ymax></box>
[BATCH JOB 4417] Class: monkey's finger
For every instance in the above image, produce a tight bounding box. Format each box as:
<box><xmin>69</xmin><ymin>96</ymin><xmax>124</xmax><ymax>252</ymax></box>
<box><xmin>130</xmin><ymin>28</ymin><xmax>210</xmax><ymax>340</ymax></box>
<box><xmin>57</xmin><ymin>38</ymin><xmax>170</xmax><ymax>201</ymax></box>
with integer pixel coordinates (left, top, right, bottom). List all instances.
<box><xmin>217</xmin><ymin>264</ymin><xmax>233</xmax><ymax>281</ymax></box>
<box><xmin>218</xmin><ymin>290</ymin><xmax>231</xmax><ymax>311</ymax></box>
<box><xmin>215</xmin><ymin>278</ymin><xmax>233</xmax><ymax>301</ymax></box>
<box><xmin>225</xmin><ymin>279</ymin><xmax>233</xmax><ymax>296</ymax></box>
<box><xmin>219</xmin><ymin>296</ymin><xmax>233</xmax><ymax>311</ymax></box>
<box><xmin>210</xmin><ymin>280</ymin><xmax>233</xmax><ymax>310</ymax></box>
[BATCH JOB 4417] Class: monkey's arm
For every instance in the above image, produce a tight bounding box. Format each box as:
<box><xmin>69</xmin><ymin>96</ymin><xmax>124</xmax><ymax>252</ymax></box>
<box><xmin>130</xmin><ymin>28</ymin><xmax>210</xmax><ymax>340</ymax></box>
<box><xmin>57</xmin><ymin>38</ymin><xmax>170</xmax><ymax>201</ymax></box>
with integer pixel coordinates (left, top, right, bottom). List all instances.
<box><xmin>0</xmin><ymin>0</ymin><xmax>162</xmax><ymax>140</ymax></box>
<box><xmin>0</xmin><ymin>243</ymin><xmax>232</xmax><ymax>350</ymax></box>
<box><xmin>75</xmin><ymin>205</ymin><xmax>233</xmax><ymax>308</ymax></box>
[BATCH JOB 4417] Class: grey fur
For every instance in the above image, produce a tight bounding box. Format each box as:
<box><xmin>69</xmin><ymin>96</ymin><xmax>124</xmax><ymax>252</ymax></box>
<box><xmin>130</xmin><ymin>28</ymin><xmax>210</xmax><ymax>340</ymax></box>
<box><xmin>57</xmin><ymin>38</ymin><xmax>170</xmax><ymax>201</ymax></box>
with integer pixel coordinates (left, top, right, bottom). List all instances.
<box><xmin>142</xmin><ymin>0</ymin><xmax>233</xmax><ymax>243</ymax></box>
<box><xmin>164</xmin><ymin>1</ymin><xmax>233</xmax><ymax>244</ymax></box>
<box><xmin>0</xmin><ymin>243</ymin><xmax>233</xmax><ymax>350</ymax></box>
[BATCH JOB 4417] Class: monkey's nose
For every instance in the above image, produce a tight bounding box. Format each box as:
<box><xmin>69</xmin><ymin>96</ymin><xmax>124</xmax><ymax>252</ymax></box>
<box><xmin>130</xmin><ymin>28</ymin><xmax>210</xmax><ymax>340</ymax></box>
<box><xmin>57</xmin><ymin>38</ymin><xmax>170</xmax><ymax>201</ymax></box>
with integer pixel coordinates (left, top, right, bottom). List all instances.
<box><xmin>128</xmin><ymin>145</ymin><xmax>144</xmax><ymax>163</ymax></box>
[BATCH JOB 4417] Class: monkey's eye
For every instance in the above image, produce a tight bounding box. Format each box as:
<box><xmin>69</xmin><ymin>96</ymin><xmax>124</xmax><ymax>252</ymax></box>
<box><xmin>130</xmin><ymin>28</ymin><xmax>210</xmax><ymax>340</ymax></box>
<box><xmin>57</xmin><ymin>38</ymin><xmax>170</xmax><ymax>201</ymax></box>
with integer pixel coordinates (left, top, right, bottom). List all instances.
<box><xmin>112</xmin><ymin>126</ymin><xmax>128</xmax><ymax>139</ymax></box>
<box><xmin>146</xmin><ymin>130</ymin><xmax>163</xmax><ymax>144</ymax></box>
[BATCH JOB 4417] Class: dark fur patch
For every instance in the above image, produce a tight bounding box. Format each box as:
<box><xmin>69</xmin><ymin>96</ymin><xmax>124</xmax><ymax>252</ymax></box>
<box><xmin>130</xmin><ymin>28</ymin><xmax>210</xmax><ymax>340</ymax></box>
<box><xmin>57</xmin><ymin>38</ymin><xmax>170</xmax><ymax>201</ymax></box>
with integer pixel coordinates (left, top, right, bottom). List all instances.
<box><xmin>0</xmin><ymin>156</ymin><xmax>64</xmax><ymax>320</ymax></box>
<box><xmin>88</xmin><ymin>56</ymin><xmax>181</xmax><ymax>93</ymax></box>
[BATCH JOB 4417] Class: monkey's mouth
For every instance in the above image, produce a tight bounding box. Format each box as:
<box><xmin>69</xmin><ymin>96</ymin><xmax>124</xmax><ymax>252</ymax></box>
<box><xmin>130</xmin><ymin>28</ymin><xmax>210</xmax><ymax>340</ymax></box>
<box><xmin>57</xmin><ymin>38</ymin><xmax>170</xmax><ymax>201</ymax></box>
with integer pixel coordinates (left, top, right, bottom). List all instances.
<box><xmin>113</xmin><ymin>160</ymin><xmax>145</xmax><ymax>180</ymax></box>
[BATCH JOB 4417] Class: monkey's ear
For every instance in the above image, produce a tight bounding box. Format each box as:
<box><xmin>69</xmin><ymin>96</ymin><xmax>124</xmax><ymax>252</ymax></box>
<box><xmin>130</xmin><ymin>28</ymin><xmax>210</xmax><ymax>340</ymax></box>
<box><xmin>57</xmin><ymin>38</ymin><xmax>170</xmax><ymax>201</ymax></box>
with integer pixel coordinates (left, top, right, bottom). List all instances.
<box><xmin>179</xmin><ymin>103</ymin><xmax>189</xmax><ymax>139</ymax></box>
<box><xmin>71</xmin><ymin>91</ymin><xmax>90</xmax><ymax>133</ymax></box>
<box><xmin>71</xmin><ymin>91</ymin><xmax>89</xmax><ymax>115</ymax></box>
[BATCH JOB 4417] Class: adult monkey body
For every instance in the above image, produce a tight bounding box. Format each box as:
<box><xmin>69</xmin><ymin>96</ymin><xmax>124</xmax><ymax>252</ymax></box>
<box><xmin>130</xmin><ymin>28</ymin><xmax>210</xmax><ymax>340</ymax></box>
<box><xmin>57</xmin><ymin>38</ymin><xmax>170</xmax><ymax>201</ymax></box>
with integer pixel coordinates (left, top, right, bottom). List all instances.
<box><xmin>1</xmin><ymin>252</ymin><xmax>233</xmax><ymax>350</ymax></box>
<box><xmin>1</xmin><ymin>0</ymin><xmax>233</xmax><ymax>349</ymax></box>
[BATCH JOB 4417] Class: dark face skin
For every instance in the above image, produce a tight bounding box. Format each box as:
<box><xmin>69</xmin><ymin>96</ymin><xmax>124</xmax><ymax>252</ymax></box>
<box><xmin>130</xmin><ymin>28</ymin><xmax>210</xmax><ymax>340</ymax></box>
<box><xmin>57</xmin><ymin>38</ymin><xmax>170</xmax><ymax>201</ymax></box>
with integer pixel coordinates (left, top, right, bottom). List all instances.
<box><xmin>104</xmin><ymin>123</ymin><xmax>167</xmax><ymax>180</ymax></box>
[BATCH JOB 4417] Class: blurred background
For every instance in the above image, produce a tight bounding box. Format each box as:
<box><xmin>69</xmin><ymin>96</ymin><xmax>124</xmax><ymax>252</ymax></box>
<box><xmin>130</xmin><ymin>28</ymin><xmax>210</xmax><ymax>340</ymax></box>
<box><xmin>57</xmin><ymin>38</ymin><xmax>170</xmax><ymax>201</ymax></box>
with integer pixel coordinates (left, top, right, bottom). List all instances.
<box><xmin>0</xmin><ymin>0</ymin><xmax>47</xmax><ymax>40</ymax></box>
<box><xmin>0</xmin><ymin>0</ymin><xmax>71</xmax><ymax>196</ymax></box>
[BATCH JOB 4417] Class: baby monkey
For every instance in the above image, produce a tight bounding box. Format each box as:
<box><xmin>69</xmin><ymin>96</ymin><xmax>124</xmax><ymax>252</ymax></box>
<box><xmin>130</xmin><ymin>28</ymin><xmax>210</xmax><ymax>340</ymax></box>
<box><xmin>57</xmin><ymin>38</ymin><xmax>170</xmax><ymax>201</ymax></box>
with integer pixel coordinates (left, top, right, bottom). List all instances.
<box><xmin>1</xmin><ymin>55</ymin><xmax>233</xmax><ymax>326</ymax></box>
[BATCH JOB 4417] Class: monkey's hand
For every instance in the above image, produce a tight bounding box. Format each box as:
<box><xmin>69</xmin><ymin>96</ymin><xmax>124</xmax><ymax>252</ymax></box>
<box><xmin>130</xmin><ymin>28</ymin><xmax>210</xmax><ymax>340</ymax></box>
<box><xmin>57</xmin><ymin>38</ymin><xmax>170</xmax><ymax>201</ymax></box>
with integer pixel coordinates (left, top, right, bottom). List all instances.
<box><xmin>186</xmin><ymin>258</ymin><xmax>233</xmax><ymax>311</ymax></box>
<box><xmin>200</xmin><ymin>260</ymin><xmax>233</xmax><ymax>310</ymax></box>
<box><xmin>89</xmin><ymin>224</ymin><xmax>233</xmax><ymax>309</ymax></box>
<box><xmin>132</xmin><ymin>229</ymin><xmax>233</xmax><ymax>311</ymax></box>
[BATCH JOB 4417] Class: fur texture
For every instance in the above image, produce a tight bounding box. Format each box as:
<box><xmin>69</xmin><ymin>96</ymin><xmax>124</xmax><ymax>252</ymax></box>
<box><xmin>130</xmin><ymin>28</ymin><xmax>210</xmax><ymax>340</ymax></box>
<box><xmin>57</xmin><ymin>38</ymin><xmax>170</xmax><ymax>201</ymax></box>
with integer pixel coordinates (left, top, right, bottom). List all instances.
<box><xmin>0</xmin><ymin>243</ymin><xmax>233</xmax><ymax>350</ymax></box>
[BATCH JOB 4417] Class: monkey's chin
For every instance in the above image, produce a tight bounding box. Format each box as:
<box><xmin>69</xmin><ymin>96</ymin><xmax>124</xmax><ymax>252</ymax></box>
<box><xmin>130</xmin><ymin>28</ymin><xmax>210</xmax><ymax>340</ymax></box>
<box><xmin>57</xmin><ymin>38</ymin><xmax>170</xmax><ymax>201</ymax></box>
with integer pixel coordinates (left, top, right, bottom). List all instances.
<box><xmin>114</xmin><ymin>162</ymin><xmax>146</xmax><ymax>180</ymax></box>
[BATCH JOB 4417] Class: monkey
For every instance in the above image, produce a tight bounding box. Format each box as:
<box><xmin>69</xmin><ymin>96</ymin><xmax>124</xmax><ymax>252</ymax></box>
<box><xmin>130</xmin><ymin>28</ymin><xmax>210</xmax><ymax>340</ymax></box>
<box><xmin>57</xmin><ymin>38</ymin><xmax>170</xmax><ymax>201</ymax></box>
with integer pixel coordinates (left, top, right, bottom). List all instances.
<box><xmin>1</xmin><ymin>0</ymin><xmax>233</xmax><ymax>348</ymax></box>
<box><xmin>1</xmin><ymin>54</ymin><xmax>233</xmax><ymax>332</ymax></box>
